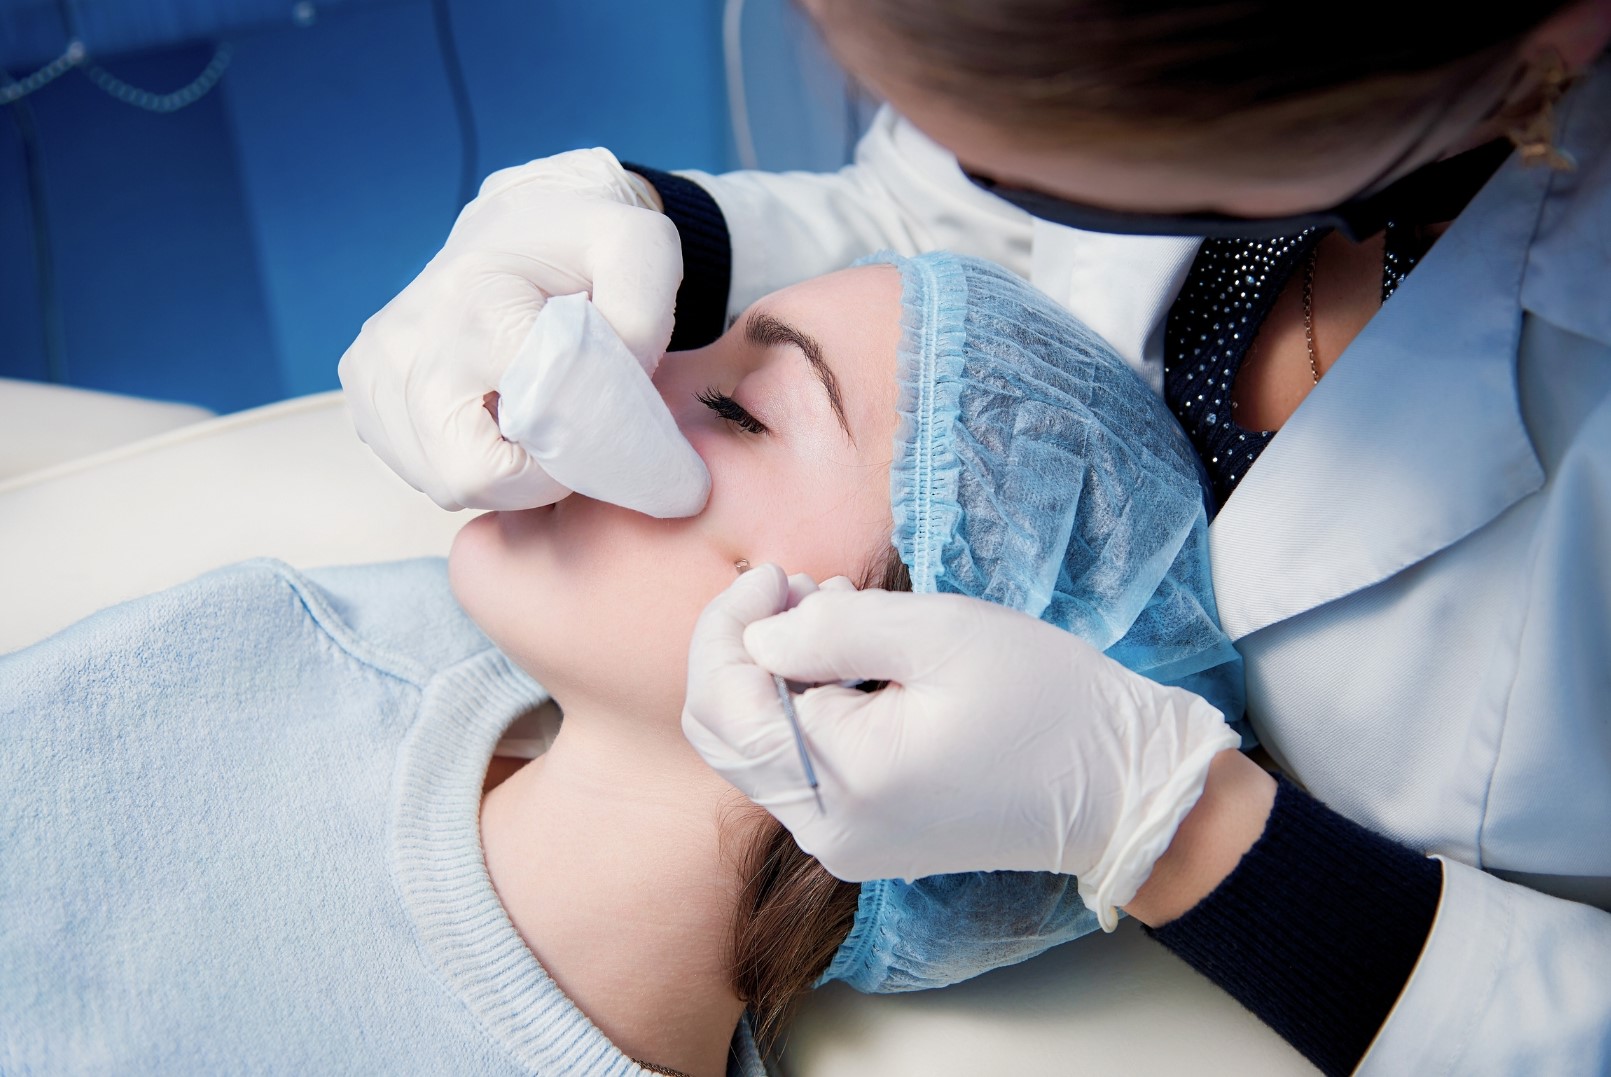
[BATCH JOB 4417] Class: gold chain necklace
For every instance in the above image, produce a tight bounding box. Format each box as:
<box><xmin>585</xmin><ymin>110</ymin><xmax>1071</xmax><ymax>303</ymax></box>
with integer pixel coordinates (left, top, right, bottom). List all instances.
<box><xmin>1231</xmin><ymin>241</ymin><xmax>1323</xmax><ymax>415</ymax></box>
<box><xmin>1300</xmin><ymin>245</ymin><xmax>1322</xmax><ymax>385</ymax></box>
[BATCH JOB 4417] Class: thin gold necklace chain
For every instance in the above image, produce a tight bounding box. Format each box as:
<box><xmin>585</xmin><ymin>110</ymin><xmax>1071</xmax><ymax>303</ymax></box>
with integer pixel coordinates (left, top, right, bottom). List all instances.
<box><xmin>1233</xmin><ymin>234</ymin><xmax>1396</xmax><ymax>414</ymax></box>
<box><xmin>1301</xmin><ymin>246</ymin><xmax>1322</xmax><ymax>385</ymax></box>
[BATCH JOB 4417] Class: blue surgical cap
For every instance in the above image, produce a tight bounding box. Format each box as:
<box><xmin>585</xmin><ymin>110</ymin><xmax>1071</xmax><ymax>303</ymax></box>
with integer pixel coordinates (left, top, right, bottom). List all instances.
<box><xmin>819</xmin><ymin>251</ymin><xmax>1246</xmax><ymax>995</ymax></box>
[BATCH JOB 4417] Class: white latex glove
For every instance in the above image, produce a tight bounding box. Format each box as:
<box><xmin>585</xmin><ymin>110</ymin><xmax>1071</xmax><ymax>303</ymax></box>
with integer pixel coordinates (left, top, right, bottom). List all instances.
<box><xmin>338</xmin><ymin>147</ymin><xmax>692</xmax><ymax>512</ymax></box>
<box><xmin>681</xmin><ymin>566</ymin><xmax>1241</xmax><ymax>929</ymax></box>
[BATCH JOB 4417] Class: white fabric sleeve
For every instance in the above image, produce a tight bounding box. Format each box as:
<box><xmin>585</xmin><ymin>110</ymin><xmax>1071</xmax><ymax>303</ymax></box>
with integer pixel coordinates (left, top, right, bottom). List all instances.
<box><xmin>1359</xmin><ymin>857</ymin><xmax>1611</xmax><ymax>1074</ymax></box>
<box><xmin>677</xmin><ymin>105</ymin><xmax>1036</xmax><ymax>316</ymax></box>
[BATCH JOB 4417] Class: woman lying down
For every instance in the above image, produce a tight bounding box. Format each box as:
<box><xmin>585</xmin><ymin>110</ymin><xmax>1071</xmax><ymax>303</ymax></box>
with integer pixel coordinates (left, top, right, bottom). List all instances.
<box><xmin>0</xmin><ymin>252</ymin><xmax>1243</xmax><ymax>1077</ymax></box>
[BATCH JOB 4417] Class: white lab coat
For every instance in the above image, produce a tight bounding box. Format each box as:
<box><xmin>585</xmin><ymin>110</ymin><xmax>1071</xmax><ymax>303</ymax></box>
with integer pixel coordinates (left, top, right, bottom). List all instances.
<box><xmin>684</xmin><ymin>59</ymin><xmax>1611</xmax><ymax>1074</ymax></box>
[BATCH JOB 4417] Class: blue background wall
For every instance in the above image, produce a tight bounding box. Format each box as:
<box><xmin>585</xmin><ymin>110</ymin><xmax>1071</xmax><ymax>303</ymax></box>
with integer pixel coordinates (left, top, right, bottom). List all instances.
<box><xmin>1</xmin><ymin>0</ymin><xmax>775</xmax><ymax>413</ymax></box>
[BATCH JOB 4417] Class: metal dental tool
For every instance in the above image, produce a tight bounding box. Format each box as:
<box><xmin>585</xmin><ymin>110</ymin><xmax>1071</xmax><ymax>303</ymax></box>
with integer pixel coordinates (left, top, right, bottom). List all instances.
<box><xmin>735</xmin><ymin>560</ymin><xmax>824</xmax><ymax>815</ymax></box>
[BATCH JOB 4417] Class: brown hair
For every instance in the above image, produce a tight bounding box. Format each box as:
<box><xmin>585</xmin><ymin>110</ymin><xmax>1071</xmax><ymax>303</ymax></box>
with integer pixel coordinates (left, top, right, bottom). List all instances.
<box><xmin>815</xmin><ymin>0</ymin><xmax>1572</xmax><ymax>160</ymax></box>
<box><xmin>727</xmin><ymin>547</ymin><xmax>911</xmax><ymax>1054</ymax></box>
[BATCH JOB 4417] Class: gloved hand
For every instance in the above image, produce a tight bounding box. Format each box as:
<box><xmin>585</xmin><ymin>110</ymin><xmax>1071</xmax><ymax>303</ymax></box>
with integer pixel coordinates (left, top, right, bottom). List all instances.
<box><xmin>338</xmin><ymin>148</ymin><xmax>686</xmax><ymax>512</ymax></box>
<box><xmin>681</xmin><ymin>566</ymin><xmax>1242</xmax><ymax>929</ymax></box>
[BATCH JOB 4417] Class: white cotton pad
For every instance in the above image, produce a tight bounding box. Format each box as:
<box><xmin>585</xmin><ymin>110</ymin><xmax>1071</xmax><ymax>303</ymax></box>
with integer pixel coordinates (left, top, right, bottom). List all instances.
<box><xmin>496</xmin><ymin>292</ymin><xmax>711</xmax><ymax>518</ymax></box>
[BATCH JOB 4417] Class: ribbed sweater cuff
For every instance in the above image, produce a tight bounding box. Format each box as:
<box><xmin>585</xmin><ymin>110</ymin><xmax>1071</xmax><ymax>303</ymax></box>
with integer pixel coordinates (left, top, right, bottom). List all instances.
<box><xmin>1145</xmin><ymin>778</ymin><xmax>1443</xmax><ymax>1077</ymax></box>
<box><xmin>622</xmin><ymin>163</ymin><xmax>732</xmax><ymax>350</ymax></box>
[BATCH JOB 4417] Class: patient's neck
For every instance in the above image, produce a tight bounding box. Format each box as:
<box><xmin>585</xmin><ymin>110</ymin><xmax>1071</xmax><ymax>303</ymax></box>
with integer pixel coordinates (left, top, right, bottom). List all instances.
<box><xmin>480</xmin><ymin>699</ymin><xmax>759</xmax><ymax>1077</ymax></box>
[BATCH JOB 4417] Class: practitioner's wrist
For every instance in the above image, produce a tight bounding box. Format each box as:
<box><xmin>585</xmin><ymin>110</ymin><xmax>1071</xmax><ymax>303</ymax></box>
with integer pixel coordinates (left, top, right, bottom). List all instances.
<box><xmin>618</xmin><ymin>163</ymin><xmax>732</xmax><ymax>352</ymax></box>
<box><xmin>621</xmin><ymin>169</ymin><xmax>664</xmax><ymax>213</ymax></box>
<box><xmin>1123</xmin><ymin>749</ymin><xmax>1277</xmax><ymax>927</ymax></box>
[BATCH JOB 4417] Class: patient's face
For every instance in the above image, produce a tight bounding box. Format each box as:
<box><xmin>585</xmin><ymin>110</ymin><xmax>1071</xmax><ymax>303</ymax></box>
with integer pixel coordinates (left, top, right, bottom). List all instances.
<box><xmin>450</xmin><ymin>265</ymin><xmax>902</xmax><ymax>716</ymax></box>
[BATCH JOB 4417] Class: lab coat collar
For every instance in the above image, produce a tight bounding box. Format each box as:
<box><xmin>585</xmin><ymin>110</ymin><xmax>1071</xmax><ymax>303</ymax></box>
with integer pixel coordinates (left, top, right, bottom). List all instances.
<box><xmin>1519</xmin><ymin>53</ymin><xmax>1611</xmax><ymax>350</ymax></box>
<box><xmin>1208</xmin><ymin>58</ymin><xmax>1611</xmax><ymax>640</ymax></box>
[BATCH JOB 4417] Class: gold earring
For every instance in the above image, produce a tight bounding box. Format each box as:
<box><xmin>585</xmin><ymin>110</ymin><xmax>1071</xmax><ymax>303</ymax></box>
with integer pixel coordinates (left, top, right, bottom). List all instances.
<box><xmin>1507</xmin><ymin>49</ymin><xmax>1577</xmax><ymax>171</ymax></box>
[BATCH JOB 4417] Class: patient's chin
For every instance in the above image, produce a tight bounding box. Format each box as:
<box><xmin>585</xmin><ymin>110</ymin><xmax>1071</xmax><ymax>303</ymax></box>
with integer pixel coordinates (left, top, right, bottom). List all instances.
<box><xmin>446</xmin><ymin>500</ymin><xmax>728</xmax><ymax>717</ymax></box>
<box><xmin>447</xmin><ymin>514</ymin><xmax>517</xmax><ymax>632</ymax></box>
<box><xmin>448</xmin><ymin>509</ymin><xmax>617</xmax><ymax>693</ymax></box>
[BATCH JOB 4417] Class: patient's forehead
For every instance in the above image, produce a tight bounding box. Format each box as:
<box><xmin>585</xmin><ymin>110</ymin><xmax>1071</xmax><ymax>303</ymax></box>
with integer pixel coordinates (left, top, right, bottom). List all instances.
<box><xmin>760</xmin><ymin>264</ymin><xmax>903</xmax><ymax>428</ymax></box>
<box><xmin>776</xmin><ymin>263</ymin><xmax>898</xmax><ymax>302</ymax></box>
<box><xmin>757</xmin><ymin>263</ymin><xmax>897</xmax><ymax>310</ymax></box>
<box><xmin>757</xmin><ymin>264</ymin><xmax>901</xmax><ymax>363</ymax></box>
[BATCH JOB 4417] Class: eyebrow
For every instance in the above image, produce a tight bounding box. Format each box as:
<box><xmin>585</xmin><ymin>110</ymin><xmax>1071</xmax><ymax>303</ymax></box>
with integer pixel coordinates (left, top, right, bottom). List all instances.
<box><xmin>744</xmin><ymin>311</ymin><xmax>854</xmax><ymax>443</ymax></box>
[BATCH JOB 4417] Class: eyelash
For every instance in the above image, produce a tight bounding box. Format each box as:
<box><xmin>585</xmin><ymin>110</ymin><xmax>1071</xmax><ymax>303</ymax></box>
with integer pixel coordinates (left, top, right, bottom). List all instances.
<box><xmin>697</xmin><ymin>387</ymin><xmax>769</xmax><ymax>435</ymax></box>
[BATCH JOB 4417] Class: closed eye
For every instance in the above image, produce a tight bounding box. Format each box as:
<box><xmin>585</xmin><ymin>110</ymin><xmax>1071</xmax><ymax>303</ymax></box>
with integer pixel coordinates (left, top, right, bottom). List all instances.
<box><xmin>697</xmin><ymin>387</ymin><xmax>769</xmax><ymax>435</ymax></box>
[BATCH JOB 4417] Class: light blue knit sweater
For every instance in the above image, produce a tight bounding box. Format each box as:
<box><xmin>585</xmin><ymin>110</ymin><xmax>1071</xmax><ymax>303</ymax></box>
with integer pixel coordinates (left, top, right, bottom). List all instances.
<box><xmin>0</xmin><ymin>559</ymin><xmax>766</xmax><ymax>1077</ymax></box>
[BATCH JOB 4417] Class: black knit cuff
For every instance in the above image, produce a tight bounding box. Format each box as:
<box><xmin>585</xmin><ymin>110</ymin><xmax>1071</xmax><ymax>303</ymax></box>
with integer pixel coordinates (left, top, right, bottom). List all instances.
<box><xmin>1145</xmin><ymin>778</ymin><xmax>1443</xmax><ymax>1077</ymax></box>
<box><xmin>621</xmin><ymin>163</ymin><xmax>732</xmax><ymax>351</ymax></box>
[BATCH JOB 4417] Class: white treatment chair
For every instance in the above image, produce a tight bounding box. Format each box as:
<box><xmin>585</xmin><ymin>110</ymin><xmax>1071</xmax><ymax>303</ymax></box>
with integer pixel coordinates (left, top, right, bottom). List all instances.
<box><xmin>0</xmin><ymin>378</ymin><xmax>214</xmax><ymax>485</ymax></box>
<box><xmin>0</xmin><ymin>388</ymin><xmax>1316</xmax><ymax>1076</ymax></box>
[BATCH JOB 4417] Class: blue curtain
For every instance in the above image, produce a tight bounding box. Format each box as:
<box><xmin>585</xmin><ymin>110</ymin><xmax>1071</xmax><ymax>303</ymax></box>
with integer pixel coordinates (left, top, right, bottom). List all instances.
<box><xmin>1</xmin><ymin>0</ymin><xmax>401</xmax><ymax>66</ymax></box>
<box><xmin>1</xmin><ymin>0</ymin><xmax>734</xmax><ymax>412</ymax></box>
